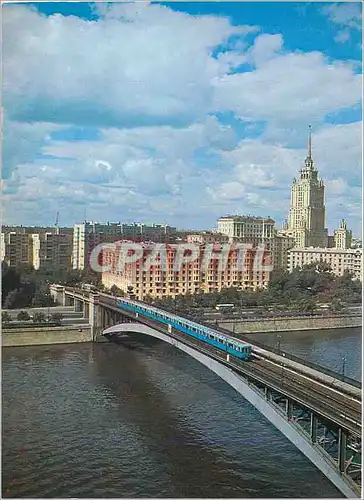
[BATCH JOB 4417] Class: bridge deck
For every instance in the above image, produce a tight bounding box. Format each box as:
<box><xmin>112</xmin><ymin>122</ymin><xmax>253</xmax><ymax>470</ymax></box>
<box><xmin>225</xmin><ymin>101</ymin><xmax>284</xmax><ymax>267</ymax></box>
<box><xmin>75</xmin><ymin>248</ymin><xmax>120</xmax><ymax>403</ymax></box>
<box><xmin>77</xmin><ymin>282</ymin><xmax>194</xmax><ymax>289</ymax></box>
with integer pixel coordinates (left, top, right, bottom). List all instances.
<box><xmin>103</xmin><ymin>306</ymin><xmax>361</xmax><ymax>438</ymax></box>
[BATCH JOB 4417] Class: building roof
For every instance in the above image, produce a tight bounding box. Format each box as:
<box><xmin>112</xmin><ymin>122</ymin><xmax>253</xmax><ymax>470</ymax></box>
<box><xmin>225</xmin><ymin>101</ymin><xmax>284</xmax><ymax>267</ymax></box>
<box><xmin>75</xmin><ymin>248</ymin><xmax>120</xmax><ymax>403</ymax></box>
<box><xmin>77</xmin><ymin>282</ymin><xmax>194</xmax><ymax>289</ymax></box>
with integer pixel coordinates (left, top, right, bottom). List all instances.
<box><xmin>218</xmin><ymin>215</ymin><xmax>275</xmax><ymax>224</ymax></box>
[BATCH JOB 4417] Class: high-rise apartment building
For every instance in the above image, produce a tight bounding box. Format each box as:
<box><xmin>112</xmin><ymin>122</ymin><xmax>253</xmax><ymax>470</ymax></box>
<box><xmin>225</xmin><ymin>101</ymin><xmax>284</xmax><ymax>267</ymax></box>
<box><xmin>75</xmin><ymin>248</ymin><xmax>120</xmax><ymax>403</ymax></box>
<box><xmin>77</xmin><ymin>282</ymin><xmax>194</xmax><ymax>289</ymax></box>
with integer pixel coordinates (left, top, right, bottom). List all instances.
<box><xmin>72</xmin><ymin>222</ymin><xmax>122</xmax><ymax>270</ymax></box>
<box><xmin>282</xmin><ymin>127</ymin><xmax>328</xmax><ymax>248</ymax></box>
<box><xmin>1</xmin><ymin>228</ymin><xmax>73</xmax><ymax>270</ymax></box>
<box><xmin>1</xmin><ymin>232</ymin><xmax>31</xmax><ymax>267</ymax></box>
<box><xmin>121</xmin><ymin>223</ymin><xmax>177</xmax><ymax>242</ymax></box>
<box><xmin>72</xmin><ymin>221</ymin><xmax>178</xmax><ymax>270</ymax></box>
<box><xmin>31</xmin><ymin>231</ymin><xmax>73</xmax><ymax>270</ymax></box>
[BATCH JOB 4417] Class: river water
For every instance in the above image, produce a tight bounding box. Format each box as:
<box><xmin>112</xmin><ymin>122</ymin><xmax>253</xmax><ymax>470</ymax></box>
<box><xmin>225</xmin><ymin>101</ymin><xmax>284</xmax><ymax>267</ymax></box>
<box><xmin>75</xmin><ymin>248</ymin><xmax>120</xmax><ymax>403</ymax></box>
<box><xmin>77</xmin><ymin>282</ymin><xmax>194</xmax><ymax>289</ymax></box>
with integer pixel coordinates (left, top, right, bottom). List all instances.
<box><xmin>2</xmin><ymin>327</ymin><xmax>361</xmax><ymax>498</ymax></box>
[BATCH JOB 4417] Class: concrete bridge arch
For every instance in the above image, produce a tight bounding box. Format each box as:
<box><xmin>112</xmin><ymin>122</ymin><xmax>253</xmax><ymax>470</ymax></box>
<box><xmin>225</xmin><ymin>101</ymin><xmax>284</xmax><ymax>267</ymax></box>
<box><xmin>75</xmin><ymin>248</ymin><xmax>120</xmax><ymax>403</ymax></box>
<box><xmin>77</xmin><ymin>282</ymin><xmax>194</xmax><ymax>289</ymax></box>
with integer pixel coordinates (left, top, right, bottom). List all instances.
<box><xmin>103</xmin><ymin>322</ymin><xmax>358</xmax><ymax>498</ymax></box>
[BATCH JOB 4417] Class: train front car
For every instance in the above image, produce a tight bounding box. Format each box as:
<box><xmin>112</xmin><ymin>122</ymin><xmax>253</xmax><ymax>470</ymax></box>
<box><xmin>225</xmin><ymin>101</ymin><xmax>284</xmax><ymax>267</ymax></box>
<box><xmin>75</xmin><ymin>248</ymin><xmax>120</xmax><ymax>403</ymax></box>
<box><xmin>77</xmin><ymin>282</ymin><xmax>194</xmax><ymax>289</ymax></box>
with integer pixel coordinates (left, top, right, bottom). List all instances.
<box><xmin>115</xmin><ymin>299</ymin><xmax>252</xmax><ymax>361</ymax></box>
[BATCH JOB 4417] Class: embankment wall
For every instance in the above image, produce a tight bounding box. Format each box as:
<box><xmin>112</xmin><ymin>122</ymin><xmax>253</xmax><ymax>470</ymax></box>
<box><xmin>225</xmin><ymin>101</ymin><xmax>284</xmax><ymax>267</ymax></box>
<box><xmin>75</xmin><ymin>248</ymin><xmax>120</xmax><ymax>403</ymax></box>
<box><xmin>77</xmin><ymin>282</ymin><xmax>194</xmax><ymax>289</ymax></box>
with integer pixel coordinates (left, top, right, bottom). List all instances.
<box><xmin>218</xmin><ymin>314</ymin><xmax>362</xmax><ymax>334</ymax></box>
<box><xmin>2</xmin><ymin>326</ymin><xmax>93</xmax><ymax>347</ymax></box>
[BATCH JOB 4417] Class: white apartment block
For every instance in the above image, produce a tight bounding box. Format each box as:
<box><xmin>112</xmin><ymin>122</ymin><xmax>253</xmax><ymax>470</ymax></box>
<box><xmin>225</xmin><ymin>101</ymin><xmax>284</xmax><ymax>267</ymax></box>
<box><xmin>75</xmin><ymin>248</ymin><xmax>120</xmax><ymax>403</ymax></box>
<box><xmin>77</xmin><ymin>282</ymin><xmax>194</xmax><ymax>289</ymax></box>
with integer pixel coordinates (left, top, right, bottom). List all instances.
<box><xmin>287</xmin><ymin>247</ymin><xmax>362</xmax><ymax>281</ymax></box>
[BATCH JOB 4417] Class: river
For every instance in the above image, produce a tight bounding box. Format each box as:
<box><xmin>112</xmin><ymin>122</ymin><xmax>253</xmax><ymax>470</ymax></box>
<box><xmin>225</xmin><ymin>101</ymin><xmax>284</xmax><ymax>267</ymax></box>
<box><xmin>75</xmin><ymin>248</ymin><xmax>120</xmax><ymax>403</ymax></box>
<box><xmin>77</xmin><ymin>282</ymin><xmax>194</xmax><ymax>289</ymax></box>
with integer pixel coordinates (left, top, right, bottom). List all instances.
<box><xmin>245</xmin><ymin>327</ymin><xmax>361</xmax><ymax>381</ymax></box>
<box><xmin>2</xmin><ymin>327</ymin><xmax>361</xmax><ymax>498</ymax></box>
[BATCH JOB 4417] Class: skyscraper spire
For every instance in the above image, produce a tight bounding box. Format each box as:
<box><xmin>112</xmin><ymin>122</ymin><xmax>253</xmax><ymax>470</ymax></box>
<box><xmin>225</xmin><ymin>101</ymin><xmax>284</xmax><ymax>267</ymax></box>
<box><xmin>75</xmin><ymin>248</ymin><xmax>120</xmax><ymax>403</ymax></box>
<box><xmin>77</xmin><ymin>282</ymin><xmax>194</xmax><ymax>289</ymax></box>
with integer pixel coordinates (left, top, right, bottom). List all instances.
<box><xmin>303</xmin><ymin>124</ymin><xmax>315</xmax><ymax>171</ymax></box>
<box><xmin>308</xmin><ymin>124</ymin><xmax>312</xmax><ymax>159</ymax></box>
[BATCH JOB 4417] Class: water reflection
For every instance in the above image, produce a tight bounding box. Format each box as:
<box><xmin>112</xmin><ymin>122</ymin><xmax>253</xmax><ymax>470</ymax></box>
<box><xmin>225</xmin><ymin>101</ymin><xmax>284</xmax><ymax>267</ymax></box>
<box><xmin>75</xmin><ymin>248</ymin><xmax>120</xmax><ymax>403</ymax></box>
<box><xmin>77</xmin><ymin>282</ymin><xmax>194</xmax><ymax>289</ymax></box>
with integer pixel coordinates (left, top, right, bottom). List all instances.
<box><xmin>2</xmin><ymin>336</ymin><xmax>344</xmax><ymax>498</ymax></box>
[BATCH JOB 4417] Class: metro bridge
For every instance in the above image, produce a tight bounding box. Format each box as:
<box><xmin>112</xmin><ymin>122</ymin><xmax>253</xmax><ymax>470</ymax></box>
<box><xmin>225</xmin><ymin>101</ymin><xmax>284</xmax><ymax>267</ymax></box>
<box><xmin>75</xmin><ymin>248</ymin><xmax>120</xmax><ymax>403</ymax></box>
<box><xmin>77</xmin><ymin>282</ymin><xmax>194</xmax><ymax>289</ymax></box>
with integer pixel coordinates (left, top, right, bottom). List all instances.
<box><xmin>50</xmin><ymin>285</ymin><xmax>362</xmax><ymax>498</ymax></box>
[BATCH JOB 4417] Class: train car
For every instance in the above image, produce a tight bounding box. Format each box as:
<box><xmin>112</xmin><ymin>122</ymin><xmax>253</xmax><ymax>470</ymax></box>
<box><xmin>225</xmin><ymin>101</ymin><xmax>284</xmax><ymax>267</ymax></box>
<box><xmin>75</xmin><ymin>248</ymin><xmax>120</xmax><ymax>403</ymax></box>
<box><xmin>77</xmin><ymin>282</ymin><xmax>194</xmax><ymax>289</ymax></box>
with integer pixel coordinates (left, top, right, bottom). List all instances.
<box><xmin>116</xmin><ymin>298</ymin><xmax>251</xmax><ymax>360</ymax></box>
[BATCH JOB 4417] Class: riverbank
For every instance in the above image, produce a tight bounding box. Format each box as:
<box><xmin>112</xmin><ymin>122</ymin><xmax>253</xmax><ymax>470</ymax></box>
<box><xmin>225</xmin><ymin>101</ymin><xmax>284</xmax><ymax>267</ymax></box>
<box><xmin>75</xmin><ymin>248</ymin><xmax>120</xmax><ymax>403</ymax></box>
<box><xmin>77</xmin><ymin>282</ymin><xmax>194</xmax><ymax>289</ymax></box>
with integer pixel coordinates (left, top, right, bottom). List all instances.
<box><xmin>217</xmin><ymin>314</ymin><xmax>362</xmax><ymax>334</ymax></box>
<box><xmin>2</xmin><ymin>325</ymin><xmax>93</xmax><ymax>347</ymax></box>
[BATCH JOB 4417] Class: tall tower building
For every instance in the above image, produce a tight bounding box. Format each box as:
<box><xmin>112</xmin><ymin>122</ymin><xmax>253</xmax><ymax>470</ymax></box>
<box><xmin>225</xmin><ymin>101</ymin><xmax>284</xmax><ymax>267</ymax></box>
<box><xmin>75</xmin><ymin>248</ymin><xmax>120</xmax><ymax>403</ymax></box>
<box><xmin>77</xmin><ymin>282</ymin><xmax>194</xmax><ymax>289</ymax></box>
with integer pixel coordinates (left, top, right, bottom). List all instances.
<box><xmin>334</xmin><ymin>219</ymin><xmax>352</xmax><ymax>249</ymax></box>
<box><xmin>285</xmin><ymin>126</ymin><xmax>328</xmax><ymax>248</ymax></box>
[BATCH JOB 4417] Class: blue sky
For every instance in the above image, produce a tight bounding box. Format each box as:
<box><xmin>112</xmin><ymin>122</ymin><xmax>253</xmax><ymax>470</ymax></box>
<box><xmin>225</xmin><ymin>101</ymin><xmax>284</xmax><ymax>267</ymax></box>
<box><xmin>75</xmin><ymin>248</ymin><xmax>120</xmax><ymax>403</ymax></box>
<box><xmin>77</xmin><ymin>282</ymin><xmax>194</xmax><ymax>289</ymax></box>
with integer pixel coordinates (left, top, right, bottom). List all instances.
<box><xmin>3</xmin><ymin>2</ymin><xmax>362</xmax><ymax>235</ymax></box>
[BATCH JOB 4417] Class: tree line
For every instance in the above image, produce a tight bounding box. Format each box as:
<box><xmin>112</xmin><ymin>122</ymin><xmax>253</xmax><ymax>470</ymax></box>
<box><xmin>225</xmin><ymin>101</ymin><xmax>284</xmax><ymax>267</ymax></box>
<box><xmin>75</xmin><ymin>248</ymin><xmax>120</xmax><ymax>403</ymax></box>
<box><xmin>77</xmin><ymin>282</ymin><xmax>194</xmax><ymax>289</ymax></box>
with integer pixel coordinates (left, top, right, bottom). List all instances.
<box><xmin>2</xmin><ymin>311</ymin><xmax>64</xmax><ymax>324</ymax></box>
<box><xmin>148</xmin><ymin>262</ymin><xmax>362</xmax><ymax>314</ymax></box>
<box><xmin>1</xmin><ymin>262</ymin><xmax>102</xmax><ymax>309</ymax></box>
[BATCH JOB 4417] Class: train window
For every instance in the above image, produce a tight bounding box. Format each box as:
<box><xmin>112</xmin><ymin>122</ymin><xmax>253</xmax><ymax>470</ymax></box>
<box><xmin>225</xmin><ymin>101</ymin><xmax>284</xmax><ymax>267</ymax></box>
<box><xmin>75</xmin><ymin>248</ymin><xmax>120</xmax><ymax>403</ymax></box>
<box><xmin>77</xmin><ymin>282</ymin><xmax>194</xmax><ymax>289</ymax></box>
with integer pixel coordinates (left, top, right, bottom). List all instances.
<box><xmin>228</xmin><ymin>343</ymin><xmax>233</xmax><ymax>348</ymax></box>
<box><xmin>209</xmin><ymin>334</ymin><xmax>215</xmax><ymax>340</ymax></box>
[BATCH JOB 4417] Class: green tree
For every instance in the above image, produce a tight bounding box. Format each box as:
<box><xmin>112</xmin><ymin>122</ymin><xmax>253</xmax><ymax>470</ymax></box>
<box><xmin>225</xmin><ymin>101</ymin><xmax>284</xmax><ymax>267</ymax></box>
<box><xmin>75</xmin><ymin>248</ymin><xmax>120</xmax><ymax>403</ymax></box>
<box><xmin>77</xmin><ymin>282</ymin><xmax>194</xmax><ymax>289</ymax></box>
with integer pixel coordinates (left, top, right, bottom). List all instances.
<box><xmin>330</xmin><ymin>299</ymin><xmax>343</xmax><ymax>313</ymax></box>
<box><xmin>33</xmin><ymin>312</ymin><xmax>46</xmax><ymax>323</ymax></box>
<box><xmin>1</xmin><ymin>262</ymin><xmax>21</xmax><ymax>306</ymax></box>
<box><xmin>17</xmin><ymin>310</ymin><xmax>31</xmax><ymax>321</ymax></box>
<box><xmin>2</xmin><ymin>311</ymin><xmax>12</xmax><ymax>323</ymax></box>
<box><xmin>110</xmin><ymin>285</ymin><xmax>124</xmax><ymax>297</ymax></box>
<box><xmin>297</xmin><ymin>298</ymin><xmax>316</xmax><ymax>313</ymax></box>
<box><xmin>3</xmin><ymin>289</ymin><xmax>21</xmax><ymax>309</ymax></box>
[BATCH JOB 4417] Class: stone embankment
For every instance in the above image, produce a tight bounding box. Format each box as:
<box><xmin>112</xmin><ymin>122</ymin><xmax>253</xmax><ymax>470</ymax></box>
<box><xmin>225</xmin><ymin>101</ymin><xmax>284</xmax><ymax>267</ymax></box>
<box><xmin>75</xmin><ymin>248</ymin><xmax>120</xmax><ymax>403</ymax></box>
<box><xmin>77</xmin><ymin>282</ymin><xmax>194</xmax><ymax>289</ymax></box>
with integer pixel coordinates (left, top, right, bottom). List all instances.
<box><xmin>2</xmin><ymin>326</ymin><xmax>93</xmax><ymax>347</ymax></box>
<box><xmin>218</xmin><ymin>314</ymin><xmax>362</xmax><ymax>334</ymax></box>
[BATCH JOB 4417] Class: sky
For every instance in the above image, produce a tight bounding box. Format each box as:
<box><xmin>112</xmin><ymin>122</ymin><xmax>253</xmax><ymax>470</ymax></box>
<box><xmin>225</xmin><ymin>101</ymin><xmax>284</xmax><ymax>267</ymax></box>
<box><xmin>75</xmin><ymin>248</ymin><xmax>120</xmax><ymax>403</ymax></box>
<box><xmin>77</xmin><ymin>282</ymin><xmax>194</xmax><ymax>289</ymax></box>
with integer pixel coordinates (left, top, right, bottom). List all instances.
<box><xmin>2</xmin><ymin>1</ymin><xmax>362</xmax><ymax>235</ymax></box>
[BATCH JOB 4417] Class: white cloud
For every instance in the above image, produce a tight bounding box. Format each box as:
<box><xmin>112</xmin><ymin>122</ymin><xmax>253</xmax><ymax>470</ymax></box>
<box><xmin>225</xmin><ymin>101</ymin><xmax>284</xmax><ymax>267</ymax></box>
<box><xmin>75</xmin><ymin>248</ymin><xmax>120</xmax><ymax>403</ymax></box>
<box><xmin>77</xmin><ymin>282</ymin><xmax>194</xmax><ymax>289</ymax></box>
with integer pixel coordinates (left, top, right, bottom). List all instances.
<box><xmin>2</xmin><ymin>3</ymin><xmax>362</xmax><ymax>236</ymax></box>
<box><xmin>247</xmin><ymin>33</ymin><xmax>283</xmax><ymax>67</ymax></box>
<box><xmin>3</xmin><ymin>4</ymin><xmax>253</xmax><ymax>128</ymax></box>
<box><xmin>213</xmin><ymin>46</ymin><xmax>361</xmax><ymax>123</ymax></box>
<box><xmin>322</xmin><ymin>3</ymin><xmax>362</xmax><ymax>44</ymax></box>
<box><xmin>2</xmin><ymin>118</ymin><xmax>65</xmax><ymax>179</ymax></box>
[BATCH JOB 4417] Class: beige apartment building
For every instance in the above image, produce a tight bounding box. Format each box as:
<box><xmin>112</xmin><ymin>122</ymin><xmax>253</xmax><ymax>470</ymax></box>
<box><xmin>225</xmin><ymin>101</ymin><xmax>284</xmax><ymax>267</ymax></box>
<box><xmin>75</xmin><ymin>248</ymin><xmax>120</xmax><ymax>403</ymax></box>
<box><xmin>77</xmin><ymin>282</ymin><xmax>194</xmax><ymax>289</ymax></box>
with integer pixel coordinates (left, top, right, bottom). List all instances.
<box><xmin>287</xmin><ymin>247</ymin><xmax>362</xmax><ymax>281</ymax></box>
<box><xmin>217</xmin><ymin>215</ymin><xmax>275</xmax><ymax>251</ymax></box>
<box><xmin>1</xmin><ymin>232</ymin><xmax>32</xmax><ymax>267</ymax></box>
<box><xmin>101</xmin><ymin>242</ymin><xmax>271</xmax><ymax>299</ymax></box>
<box><xmin>1</xmin><ymin>228</ymin><xmax>73</xmax><ymax>269</ymax></box>
<box><xmin>273</xmin><ymin>233</ymin><xmax>296</xmax><ymax>270</ymax></box>
<box><xmin>334</xmin><ymin>219</ymin><xmax>352</xmax><ymax>250</ymax></box>
<box><xmin>31</xmin><ymin>231</ymin><xmax>73</xmax><ymax>270</ymax></box>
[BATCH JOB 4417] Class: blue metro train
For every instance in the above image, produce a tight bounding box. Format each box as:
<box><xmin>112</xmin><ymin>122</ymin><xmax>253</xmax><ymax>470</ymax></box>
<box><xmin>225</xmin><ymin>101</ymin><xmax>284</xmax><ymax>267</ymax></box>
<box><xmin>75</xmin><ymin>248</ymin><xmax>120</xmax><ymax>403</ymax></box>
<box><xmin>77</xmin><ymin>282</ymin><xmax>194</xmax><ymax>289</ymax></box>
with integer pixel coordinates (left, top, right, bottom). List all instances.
<box><xmin>116</xmin><ymin>298</ymin><xmax>252</xmax><ymax>360</ymax></box>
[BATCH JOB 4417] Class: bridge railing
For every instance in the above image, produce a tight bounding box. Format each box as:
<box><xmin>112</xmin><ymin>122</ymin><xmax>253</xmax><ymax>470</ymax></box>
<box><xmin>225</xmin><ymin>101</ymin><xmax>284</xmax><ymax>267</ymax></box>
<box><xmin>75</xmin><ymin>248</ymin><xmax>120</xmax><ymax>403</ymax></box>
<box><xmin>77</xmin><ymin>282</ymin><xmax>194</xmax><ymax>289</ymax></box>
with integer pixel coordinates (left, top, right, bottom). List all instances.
<box><xmin>157</xmin><ymin>304</ymin><xmax>361</xmax><ymax>389</ymax></box>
